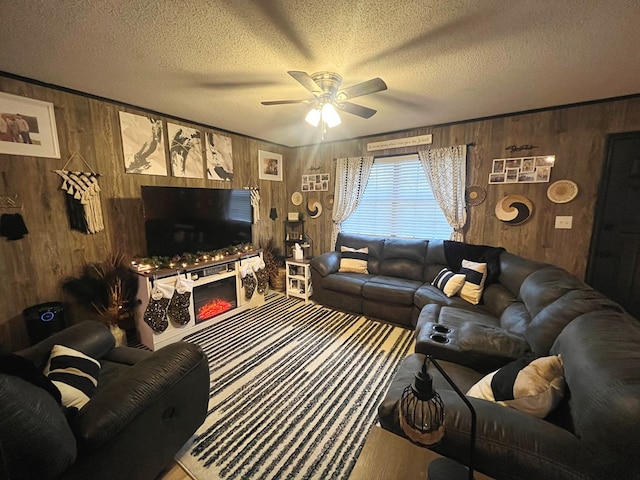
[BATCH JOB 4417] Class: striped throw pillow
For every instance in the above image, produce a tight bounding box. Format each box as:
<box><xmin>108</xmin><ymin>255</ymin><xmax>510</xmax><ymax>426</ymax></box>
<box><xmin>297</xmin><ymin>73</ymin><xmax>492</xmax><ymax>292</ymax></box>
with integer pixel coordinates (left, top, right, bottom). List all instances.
<box><xmin>432</xmin><ymin>268</ymin><xmax>466</xmax><ymax>297</ymax></box>
<box><xmin>467</xmin><ymin>355</ymin><xmax>565</xmax><ymax>418</ymax></box>
<box><xmin>459</xmin><ymin>259</ymin><xmax>488</xmax><ymax>305</ymax></box>
<box><xmin>339</xmin><ymin>246</ymin><xmax>369</xmax><ymax>274</ymax></box>
<box><xmin>44</xmin><ymin>344</ymin><xmax>100</xmax><ymax>409</ymax></box>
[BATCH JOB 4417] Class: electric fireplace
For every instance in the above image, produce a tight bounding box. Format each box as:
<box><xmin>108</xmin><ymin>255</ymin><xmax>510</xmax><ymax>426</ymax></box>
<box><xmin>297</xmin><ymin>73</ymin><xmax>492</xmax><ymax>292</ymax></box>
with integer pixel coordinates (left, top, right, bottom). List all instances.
<box><xmin>193</xmin><ymin>275</ymin><xmax>237</xmax><ymax>324</ymax></box>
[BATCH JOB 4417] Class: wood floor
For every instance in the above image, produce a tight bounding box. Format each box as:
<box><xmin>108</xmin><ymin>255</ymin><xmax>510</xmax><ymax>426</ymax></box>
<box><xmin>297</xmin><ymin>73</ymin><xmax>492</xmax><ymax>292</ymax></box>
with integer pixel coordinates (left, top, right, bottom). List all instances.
<box><xmin>157</xmin><ymin>463</ymin><xmax>191</xmax><ymax>480</ymax></box>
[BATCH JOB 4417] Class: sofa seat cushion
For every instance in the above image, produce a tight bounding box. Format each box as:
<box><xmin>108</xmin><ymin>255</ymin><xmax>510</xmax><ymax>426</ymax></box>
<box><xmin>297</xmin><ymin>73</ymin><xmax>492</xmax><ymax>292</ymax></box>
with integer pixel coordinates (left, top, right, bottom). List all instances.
<box><xmin>321</xmin><ymin>272</ymin><xmax>370</xmax><ymax>296</ymax></box>
<box><xmin>417</xmin><ymin>303</ymin><xmax>500</xmax><ymax>332</ymax></box>
<box><xmin>361</xmin><ymin>275</ymin><xmax>423</xmax><ymax>305</ymax></box>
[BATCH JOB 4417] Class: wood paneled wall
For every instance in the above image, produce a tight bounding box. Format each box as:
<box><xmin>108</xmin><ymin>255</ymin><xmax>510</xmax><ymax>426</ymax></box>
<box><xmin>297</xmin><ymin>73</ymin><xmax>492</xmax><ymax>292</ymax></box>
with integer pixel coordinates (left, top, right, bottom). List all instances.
<box><xmin>0</xmin><ymin>76</ymin><xmax>290</xmax><ymax>349</ymax></box>
<box><xmin>2</xmin><ymin>73</ymin><xmax>640</xmax><ymax>350</ymax></box>
<box><xmin>290</xmin><ymin>98</ymin><xmax>640</xmax><ymax>276</ymax></box>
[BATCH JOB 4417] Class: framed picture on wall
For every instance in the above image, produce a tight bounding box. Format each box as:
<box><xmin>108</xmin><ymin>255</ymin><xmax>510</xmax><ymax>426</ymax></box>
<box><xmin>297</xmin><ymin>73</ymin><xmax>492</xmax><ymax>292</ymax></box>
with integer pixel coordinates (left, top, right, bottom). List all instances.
<box><xmin>167</xmin><ymin>123</ymin><xmax>203</xmax><ymax>178</ymax></box>
<box><xmin>0</xmin><ymin>91</ymin><xmax>60</xmax><ymax>158</ymax></box>
<box><xmin>119</xmin><ymin>111</ymin><xmax>167</xmax><ymax>175</ymax></box>
<box><xmin>206</xmin><ymin>132</ymin><xmax>234</xmax><ymax>181</ymax></box>
<box><xmin>258</xmin><ymin>150</ymin><xmax>283</xmax><ymax>181</ymax></box>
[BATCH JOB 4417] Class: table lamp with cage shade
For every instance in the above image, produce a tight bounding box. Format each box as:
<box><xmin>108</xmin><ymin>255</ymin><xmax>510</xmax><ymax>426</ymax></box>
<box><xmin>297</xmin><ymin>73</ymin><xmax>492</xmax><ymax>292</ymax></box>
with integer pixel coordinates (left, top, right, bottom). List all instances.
<box><xmin>399</xmin><ymin>355</ymin><xmax>477</xmax><ymax>480</ymax></box>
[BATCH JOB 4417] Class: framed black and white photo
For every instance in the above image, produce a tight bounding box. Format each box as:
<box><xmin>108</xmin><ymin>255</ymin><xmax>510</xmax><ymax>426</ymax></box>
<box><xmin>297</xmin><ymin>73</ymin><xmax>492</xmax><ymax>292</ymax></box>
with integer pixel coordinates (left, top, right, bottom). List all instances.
<box><xmin>258</xmin><ymin>150</ymin><xmax>282</xmax><ymax>181</ymax></box>
<box><xmin>167</xmin><ymin>123</ymin><xmax>203</xmax><ymax>178</ymax></box>
<box><xmin>119</xmin><ymin>111</ymin><xmax>167</xmax><ymax>175</ymax></box>
<box><xmin>206</xmin><ymin>132</ymin><xmax>234</xmax><ymax>181</ymax></box>
<box><xmin>0</xmin><ymin>91</ymin><xmax>60</xmax><ymax>158</ymax></box>
<box><xmin>302</xmin><ymin>173</ymin><xmax>330</xmax><ymax>191</ymax></box>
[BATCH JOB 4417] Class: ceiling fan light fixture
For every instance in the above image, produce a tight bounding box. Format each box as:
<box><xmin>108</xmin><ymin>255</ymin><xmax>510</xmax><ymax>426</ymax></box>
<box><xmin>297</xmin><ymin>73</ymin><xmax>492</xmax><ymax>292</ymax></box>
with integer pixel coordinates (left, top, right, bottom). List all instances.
<box><xmin>305</xmin><ymin>107</ymin><xmax>321</xmax><ymax>127</ymax></box>
<box><xmin>321</xmin><ymin>102</ymin><xmax>341</xmax><ymax>128</ymax></box>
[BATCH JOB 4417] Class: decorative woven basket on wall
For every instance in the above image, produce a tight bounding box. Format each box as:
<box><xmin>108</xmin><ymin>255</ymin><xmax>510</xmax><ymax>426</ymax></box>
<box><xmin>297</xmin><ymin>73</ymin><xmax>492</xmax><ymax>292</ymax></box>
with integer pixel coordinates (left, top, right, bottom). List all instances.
<box><xmin>270</xmin><ymin>267</ymin><xmax>286</xmax><ymax>291</ymax></box>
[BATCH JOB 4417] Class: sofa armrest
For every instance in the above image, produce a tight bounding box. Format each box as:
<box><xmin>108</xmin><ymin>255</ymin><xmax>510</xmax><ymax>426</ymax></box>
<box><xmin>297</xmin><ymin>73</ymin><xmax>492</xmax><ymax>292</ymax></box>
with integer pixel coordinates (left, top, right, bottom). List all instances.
<box><xmin>378</xmin><ymin>356</ymin><xmax>591</xmax><ymax>480</ymax></box>
<box><xmin>416</xmin><ymin>321</ymin><xmax>530</xmax><ymax>373</ymax></box>
<box><xmin>310</xmin><ymin>251</ymin><xmax>341</xmax><ymax>277</ymax></box>
<box><xmin>431</xmin><ymin>391</ymin><xmax>590</xmax><ymax>480</ymax></box>
<box><xmin>70</xmin><ymin>341</ymin><xmax>209</xmax><ymax>453</ymax></box>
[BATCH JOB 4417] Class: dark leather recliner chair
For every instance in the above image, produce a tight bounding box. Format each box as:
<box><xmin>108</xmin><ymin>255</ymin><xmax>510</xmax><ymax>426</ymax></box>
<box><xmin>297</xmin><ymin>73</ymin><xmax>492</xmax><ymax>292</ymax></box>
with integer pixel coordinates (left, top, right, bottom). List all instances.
<box><xmin>0</xmin><ymin>321</ymin><xmax>210</xmax><ymax>480</ymax></box>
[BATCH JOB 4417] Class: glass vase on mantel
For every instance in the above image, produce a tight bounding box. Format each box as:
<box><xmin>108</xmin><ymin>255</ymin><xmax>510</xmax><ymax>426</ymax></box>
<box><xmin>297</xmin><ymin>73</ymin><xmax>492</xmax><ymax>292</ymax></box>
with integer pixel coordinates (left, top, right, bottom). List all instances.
<box><xmin>109</xmin><ymin>323</ymin><xmax>127</xmax><ymax>347</ymax></box>
<box><xmin>104</xmin><ymin>310</ymin><xmax>127</xmax><ymax>347</ymax></box>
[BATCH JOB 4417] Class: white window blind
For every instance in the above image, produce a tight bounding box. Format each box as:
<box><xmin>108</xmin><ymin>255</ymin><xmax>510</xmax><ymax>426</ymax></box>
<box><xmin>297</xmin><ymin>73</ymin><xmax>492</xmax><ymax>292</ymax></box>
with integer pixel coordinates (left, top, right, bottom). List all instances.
<box><xmin>341</xmin><ymin>154</ymin><xmax>451</xmax><ymax>239</ymax></box>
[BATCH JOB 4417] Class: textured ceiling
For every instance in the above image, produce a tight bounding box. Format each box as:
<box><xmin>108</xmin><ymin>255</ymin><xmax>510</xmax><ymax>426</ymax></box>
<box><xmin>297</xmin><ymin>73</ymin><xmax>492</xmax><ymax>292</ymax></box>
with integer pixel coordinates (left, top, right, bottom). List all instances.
<box><xmin>1</xmin><ymin>0</ymin><xmax>640</xmax><ymax>147</ymax></box>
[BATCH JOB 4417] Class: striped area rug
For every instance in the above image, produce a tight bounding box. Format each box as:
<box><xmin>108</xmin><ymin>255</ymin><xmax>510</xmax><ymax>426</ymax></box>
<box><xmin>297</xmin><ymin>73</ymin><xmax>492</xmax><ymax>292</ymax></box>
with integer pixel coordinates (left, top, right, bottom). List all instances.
<box><xmin>176</xmin><ymin>292</ymin><xmax>413</xmax><ymax>480</ymax></box>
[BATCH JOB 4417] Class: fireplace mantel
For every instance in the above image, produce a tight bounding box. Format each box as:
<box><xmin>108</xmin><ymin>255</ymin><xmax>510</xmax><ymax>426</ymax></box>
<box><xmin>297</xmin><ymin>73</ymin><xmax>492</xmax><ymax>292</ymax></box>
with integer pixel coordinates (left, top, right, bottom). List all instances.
<box><xmin>134</xmin><ymin>252</ymin><xmax>265</xmax><ymax>350</ymax></box>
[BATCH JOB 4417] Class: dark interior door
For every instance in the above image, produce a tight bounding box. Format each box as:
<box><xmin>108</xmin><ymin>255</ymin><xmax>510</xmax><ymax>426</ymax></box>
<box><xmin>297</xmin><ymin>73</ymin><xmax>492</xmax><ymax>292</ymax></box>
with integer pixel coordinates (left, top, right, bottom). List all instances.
<box><xmin>586</xmin><ymin>132</ymin><xmax>640</xmax><ymax>319</ymax></box>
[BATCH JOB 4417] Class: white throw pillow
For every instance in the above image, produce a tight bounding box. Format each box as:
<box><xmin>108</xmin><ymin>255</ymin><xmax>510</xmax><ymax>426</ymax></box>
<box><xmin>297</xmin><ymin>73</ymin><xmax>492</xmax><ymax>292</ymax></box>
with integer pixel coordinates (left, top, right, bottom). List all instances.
<box><xmin>458</xmin><ymin>259</ymin><xmax>487</xmax><ymax>304</ymax></box>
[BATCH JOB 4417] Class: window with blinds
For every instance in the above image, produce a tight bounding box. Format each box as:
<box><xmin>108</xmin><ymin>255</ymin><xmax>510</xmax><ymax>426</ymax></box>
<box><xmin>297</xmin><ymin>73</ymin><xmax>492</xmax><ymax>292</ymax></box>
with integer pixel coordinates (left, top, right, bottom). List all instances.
<box><xmin>341</xmin><ymin>154</ymin><xmax>451</xmax><ymax>239</ymax></box>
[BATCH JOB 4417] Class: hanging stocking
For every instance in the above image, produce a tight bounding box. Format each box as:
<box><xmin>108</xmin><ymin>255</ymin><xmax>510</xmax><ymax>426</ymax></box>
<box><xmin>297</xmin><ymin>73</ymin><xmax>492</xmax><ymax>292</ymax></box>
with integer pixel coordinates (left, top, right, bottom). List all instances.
<box><xmin>167</xmin><ymin>274</ymin><xmax>194</xmax><ymax>326</ymax></box>
<box><xmin>254</xmin><ymin>257</ymin><xmax>269</xmax><ymax>295</ymax></box>
<box><xmin>143</xmin><ymin>280</ymin><xmax>173</xmax><ymax>333</ymax></box>
<box><xmin>241</xmin><ymin>263</ymin><xmax>256</xmax><ymax>300</ymax></box>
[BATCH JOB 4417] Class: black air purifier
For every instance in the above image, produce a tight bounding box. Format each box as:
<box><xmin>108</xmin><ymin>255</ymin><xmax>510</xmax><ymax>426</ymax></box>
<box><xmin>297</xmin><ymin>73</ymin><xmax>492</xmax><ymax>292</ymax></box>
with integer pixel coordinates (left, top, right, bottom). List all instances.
<box><xmin>23</xmin><ymin>302</ymin><xmax>66</xmax><ymax>345</ymax></box>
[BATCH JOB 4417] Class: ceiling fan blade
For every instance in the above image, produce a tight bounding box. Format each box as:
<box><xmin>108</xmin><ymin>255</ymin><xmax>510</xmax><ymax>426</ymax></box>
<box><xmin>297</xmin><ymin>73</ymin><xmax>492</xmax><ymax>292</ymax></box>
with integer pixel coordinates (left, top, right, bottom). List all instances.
<box><xmin>261</xmin><ymin>99</ymin><xmax>309</xmax><ymax>105</ymax></box>
<box><xmin>287</xmin><ymin>71</ymin><xmax>322</xmax><ymax>94</ymax></box>
<box><xmin>337</xmin><ymin>77</ymin><xmax>387</xmax><ymax>100</ymax></box>
<box><xmin>337</xmin><ymin>101</ymin><xmax>377</xmax><ymax>119</ymax></box>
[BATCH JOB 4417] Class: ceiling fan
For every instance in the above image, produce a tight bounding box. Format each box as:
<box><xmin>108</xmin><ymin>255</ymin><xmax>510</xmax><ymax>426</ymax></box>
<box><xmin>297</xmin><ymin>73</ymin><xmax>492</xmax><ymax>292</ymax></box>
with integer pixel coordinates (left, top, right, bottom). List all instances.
<box><xmin>261</xmin><ymin>71</ymin><xmax>387</xmax><ymax>130</ymax></box>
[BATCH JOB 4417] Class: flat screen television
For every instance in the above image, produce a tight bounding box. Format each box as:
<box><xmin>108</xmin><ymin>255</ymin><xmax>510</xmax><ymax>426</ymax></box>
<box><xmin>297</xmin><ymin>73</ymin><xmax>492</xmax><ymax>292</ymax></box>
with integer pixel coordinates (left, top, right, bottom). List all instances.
<box><xmin>141</xmin><ymin>186</ymin><xmax>253</xmax><ymax>257</ymax></box>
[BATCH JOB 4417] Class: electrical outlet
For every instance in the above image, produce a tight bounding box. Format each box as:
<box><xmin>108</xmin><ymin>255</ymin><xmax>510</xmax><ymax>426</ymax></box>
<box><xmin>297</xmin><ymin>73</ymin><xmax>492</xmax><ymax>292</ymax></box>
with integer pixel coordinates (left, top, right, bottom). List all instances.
<box><xmin>555</xmin><ymin>216</ymin><xmax>573</xmax><ymax>229</ymax></box>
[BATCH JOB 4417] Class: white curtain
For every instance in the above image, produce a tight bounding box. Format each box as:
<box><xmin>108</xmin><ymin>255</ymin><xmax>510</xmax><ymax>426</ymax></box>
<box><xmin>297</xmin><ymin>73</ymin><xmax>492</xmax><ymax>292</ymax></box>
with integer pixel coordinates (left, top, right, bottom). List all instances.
<box><xmin>331</xmin><ymin>156</ymin><xmax>374</xmax><ymax>248</ymax></box>
<box><xmin>418</xmin><ymin>145</ymin><xmax>467</xmax><ymax>241</ymax></box>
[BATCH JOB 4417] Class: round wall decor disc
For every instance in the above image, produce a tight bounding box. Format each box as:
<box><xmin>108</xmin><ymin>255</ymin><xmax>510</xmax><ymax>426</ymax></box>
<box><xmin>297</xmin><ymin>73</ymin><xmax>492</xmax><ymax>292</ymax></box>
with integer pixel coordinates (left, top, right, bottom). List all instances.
<box><xmin>547</xmin><ymin>180</ymin><xmax>578</xmax><ymax>204</ymax></box>
<box><xmin>465</xmin><ymin>186</ymin><xmax>486</xmax><ymax>206</ymax></box>
<box><xmin>323</xmin><ymin>194</ymin><xmax>334</xmax><ymax>210</ymax></box>
<box><xmin>291</xmin><ymin>191</ymin><xmax>303</xmax><ymax>206</ymax></box>
<box><xmin>306</xmin><ymin>199</ymin><xmax>322</xmax><ymax>218</ymax></box>
<box><xmin>495</xmin><ymin>194</ymin><xmax>533</xmax><ymax>225</ymax></box>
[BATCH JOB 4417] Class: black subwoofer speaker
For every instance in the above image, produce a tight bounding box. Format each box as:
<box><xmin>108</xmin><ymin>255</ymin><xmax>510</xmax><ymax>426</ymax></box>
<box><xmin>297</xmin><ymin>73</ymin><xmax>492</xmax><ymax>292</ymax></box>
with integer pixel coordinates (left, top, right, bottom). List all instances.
<box><xmin>23</xmin><ymin>302</ymin><xmax>66</xmax><ymax>345</ymax></box>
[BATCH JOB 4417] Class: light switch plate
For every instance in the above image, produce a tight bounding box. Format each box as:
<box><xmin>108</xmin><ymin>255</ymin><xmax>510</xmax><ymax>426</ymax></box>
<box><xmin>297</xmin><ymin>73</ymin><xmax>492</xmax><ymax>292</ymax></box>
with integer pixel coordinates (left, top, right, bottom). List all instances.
<box><xmin>555</xmin><ymin>216</ymin><xmax>573</xmax><ymax>229</ymax></box>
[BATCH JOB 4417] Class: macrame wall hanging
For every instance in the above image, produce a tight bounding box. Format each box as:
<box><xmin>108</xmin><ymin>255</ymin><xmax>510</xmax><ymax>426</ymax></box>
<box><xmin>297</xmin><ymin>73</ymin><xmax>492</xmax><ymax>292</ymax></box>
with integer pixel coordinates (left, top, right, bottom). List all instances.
<box><xmin>53</xmin><ymin>151</ymin><xmax>104</xmax><ymax>234</ymax></box>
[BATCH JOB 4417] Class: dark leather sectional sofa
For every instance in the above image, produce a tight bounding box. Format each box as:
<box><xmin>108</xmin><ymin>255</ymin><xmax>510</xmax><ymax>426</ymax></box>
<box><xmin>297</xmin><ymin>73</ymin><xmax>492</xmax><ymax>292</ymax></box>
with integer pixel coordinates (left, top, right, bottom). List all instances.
<box><xmin>310</xmin><ymin>233</ymin><xmax>640</xmax><ymax>479</ymax></box>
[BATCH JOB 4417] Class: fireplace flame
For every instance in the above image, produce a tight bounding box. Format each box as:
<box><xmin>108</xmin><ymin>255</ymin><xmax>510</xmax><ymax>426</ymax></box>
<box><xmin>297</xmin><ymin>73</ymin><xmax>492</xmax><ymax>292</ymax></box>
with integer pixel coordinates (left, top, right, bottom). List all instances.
<box><xmin>197</xmin><ymin>298</ymin><xmax>233</xmax><ymax>322</ymax></box>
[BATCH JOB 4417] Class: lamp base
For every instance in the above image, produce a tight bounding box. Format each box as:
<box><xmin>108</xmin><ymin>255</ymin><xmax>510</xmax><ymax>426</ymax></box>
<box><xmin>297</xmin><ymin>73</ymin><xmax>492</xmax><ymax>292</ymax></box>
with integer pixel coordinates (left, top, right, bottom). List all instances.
<box><xmin>427</xmin><ymin>457</ymin><xmax>474</xmax><ymax>480</ymax></box>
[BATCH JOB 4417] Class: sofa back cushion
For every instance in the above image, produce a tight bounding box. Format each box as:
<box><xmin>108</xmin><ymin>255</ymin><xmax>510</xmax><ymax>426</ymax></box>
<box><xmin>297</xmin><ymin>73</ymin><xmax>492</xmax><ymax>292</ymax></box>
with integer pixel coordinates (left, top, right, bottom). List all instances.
<box><xmin>520</xmin><ymin>266</ymin><xmax>624</xmax><ymax>355</ymax></box>
<box><xmin>424</xmin><ymin>240</ymin><xmax>448</xmax><ymax>281</ymax></box>
<box><xmin>550</xmin><ymin>312</ymin><xmax>640</xmax><ymax>476</ymax></box>
<box><xmin>482</xmin><ymin>283</ymin><xmax>532</xmax><ymax>336</ymax></box>
<box><xmin>335</xmin><ymin>233</ymin><xmax>385</xmax><ymax>274</ymax></box>
<box><xmin>498</xmin><ymin>252</ymin><xmax>548</xmax><ymax>298</ymax></box>
<box><xmin>379</xmin><ymin>238</ymin><xmax>429</xmax><ymax>281</ymax></box>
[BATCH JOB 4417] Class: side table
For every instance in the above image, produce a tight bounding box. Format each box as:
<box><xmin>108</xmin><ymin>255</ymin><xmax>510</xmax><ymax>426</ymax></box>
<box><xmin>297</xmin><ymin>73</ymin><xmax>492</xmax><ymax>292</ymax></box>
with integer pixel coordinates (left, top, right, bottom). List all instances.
<box><xmin>285</xmin><ymin>258</ymin><xmax>312</xmax><ymax>303</ymax></box>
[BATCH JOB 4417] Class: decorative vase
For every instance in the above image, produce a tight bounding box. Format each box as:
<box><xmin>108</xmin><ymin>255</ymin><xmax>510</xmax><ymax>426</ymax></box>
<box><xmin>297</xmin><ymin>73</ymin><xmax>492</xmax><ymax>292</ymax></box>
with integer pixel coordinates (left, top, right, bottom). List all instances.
<box><xmin>110</xmin><ymin>323</ymin><xmax>127</xmax><ymax>347</ymax></box>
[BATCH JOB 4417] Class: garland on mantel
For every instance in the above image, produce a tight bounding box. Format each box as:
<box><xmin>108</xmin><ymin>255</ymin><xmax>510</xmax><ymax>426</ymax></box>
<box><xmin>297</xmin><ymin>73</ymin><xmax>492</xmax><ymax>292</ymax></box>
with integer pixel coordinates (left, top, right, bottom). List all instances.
<box><xmin>131</xmin><ymin>242</ymin><xmax>257</xmax><ymax>272</ymax></box>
